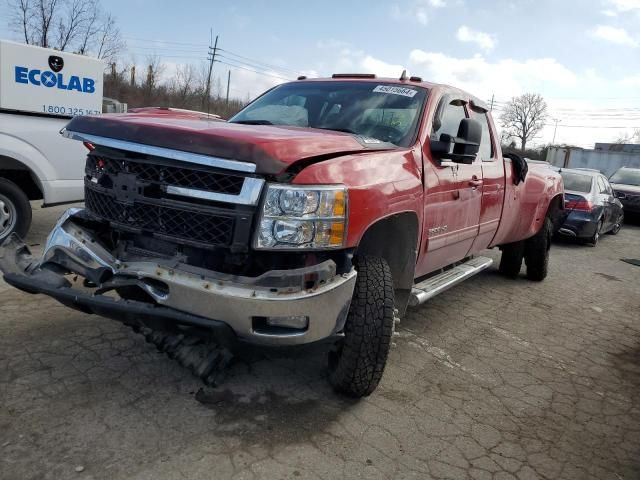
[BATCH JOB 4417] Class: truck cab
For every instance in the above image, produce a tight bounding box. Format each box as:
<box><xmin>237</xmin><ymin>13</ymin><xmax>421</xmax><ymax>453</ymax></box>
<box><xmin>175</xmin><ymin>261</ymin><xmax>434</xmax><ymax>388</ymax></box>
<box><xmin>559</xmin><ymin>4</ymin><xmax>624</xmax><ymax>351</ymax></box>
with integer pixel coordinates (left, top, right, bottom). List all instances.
<box><xmin>0</xmin><ymin>74</ymin><xmax>564</xmax><ymax>397</ymax></box>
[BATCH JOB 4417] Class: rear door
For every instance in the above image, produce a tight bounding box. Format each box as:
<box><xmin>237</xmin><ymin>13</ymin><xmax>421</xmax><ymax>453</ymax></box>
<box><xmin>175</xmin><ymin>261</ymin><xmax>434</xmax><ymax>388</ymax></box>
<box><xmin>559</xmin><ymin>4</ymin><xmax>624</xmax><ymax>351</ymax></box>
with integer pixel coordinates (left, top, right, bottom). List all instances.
<box><xmin>468</xmin><ymin>104</ymin><xmax>504</xmax><ymax>254</ymax></box>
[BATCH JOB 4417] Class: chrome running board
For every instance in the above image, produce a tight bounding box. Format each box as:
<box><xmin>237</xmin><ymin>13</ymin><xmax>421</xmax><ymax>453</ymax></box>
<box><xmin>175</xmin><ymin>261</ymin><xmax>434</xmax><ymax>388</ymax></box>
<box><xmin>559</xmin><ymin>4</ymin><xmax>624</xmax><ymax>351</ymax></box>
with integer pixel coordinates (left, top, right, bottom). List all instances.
<box><xmin>409</xmin><ymin>256</ymin><xmax>493</xmax><ymax>307</ymax></box>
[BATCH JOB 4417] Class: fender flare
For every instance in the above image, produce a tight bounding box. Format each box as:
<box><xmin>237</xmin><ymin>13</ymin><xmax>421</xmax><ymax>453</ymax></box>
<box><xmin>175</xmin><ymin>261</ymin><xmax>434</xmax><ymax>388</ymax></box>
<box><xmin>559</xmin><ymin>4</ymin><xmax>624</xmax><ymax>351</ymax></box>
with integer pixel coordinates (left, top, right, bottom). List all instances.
<box><xmin>355</xmin><ymin>211</ymin><xmax>419</xmax><ymax>317</ymax></box>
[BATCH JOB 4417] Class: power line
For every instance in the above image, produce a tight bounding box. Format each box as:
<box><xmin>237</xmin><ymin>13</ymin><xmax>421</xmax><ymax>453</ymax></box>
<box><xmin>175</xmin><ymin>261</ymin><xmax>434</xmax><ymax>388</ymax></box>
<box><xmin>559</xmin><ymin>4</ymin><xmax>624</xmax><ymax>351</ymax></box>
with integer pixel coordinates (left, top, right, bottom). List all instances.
<box><xmin>127</xmin><ymin>45</ymin><xmax>205</xmax><ymax>53</ymax></box>
<box><xmin>217</xmin><ymin>48</ymin><xmax>304</xmax><ymax>76</ymax></box>
<box><xmin>123</xmin><ymin>36</ymin><xmax>208</xmax><ymax>47</ymax></box>
<box><xmin>215</xmin><ymin>59</ymin><xmax>292</xmax><ymax>81</ymax></box>
<box><xmin>543</xmin><ymin>124</ymin><xmax>640</xmax><ymax>129</ymax></box>
<box><xmin>216</xmin><ymin>54</ymin><xmax>297</xmax><ymax>79</ymax></box>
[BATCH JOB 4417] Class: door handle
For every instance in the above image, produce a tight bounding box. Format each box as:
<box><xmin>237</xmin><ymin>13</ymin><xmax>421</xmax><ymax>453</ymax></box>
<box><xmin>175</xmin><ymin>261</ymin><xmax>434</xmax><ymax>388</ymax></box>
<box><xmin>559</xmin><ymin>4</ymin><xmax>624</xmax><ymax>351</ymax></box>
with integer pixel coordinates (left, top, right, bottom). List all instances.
<box><xmin>468</xmin><ymin>179</ymin><xmax>483</xmax><ymax>188</ymax></box>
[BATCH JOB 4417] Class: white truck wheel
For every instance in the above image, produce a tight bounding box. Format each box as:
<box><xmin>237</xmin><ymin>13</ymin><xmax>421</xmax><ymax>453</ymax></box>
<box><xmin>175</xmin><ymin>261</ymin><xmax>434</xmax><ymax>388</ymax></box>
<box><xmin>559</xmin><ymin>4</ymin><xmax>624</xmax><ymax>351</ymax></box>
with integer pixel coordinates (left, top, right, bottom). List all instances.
<box><xmin>0</xmin><ymin>178</ymin><xmax>32</xmax><ymax>242</ymax></box>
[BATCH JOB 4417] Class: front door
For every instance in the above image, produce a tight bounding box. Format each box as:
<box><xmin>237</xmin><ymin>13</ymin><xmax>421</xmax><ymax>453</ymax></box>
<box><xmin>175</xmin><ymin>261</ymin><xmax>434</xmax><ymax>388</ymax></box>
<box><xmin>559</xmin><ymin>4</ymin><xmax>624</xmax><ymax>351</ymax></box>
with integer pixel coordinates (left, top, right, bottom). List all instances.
<box><xmin>418</xmin><ymin>96</ymin><xmax>483</xmax><ymax>276</ymax></box>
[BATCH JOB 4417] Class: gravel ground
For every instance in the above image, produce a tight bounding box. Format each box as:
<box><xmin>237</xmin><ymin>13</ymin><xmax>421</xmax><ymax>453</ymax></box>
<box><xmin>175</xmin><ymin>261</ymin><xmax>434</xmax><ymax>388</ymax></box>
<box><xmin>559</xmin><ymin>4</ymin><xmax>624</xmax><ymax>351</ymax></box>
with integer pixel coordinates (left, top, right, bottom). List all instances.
<box><xmin>1</xmin><ymin>204</ymin><xmax>639</xmax><ymax>480</ymax></box>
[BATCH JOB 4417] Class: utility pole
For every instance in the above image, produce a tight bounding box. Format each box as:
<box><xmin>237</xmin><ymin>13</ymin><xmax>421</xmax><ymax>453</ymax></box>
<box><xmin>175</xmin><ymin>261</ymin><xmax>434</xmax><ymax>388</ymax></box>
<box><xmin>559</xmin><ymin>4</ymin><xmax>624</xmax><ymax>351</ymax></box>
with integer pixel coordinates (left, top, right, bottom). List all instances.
<box><xmin>552</xmin><ymin>118</ymin><xmax>561</xmax><ymax>144</ymax></box>
<box><xmin>205</xmin><ymin>30</ymin><xmax>219</xmax><ymax>115</ymax></box>
<box><xmin>130</xmin><ymin>65</ymin><xmax>136</xmax><ymax>86</ymax></box>
<box><xmin>489</xmin><ymin>94</ymin><xmax>494</xmax><ymax>112</ymax></box>
<box><xmin>225</xmin><ymin>70</ymin><xmax>231</xmax><ymax>105</ymax></box>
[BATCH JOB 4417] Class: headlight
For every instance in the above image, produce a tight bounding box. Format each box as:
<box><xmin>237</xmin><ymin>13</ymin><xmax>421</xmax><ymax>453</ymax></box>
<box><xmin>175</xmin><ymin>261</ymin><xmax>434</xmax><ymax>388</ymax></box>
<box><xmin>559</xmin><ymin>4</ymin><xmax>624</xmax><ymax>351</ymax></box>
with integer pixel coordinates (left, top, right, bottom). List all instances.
<box><xmin>255</xmin><ymin>184</ymin><xmax>347</xmax><ymax>249</ymax></box>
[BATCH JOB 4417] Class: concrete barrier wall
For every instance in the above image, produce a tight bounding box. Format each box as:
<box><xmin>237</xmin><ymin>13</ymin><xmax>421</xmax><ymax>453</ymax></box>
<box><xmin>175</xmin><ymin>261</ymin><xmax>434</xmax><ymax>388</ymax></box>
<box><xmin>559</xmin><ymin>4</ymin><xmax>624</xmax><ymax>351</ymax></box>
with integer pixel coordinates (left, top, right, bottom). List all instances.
<box><xmin>546</xmin><ymin>147</ymin><xmax>640</xmax><ymax>177</ymax></box>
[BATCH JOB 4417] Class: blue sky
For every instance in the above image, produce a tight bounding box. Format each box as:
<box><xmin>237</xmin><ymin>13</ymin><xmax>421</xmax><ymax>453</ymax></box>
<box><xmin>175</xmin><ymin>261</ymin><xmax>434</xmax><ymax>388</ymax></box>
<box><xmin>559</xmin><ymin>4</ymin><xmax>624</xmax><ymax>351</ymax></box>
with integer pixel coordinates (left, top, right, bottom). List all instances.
<box><xmin>2</xmin><ymin>0</ymin><xmax>640</xmax><ymax>147</ymax></box>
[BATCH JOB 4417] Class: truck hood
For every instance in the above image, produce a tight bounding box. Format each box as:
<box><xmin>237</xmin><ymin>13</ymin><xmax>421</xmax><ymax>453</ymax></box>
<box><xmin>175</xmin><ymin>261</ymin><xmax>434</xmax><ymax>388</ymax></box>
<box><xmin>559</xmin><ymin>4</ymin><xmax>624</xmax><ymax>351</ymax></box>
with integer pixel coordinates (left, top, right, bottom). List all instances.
<box><xmin>65</xmin><ymin>113</ymin><xmax>394</xmax><ymax>175</ymax></box>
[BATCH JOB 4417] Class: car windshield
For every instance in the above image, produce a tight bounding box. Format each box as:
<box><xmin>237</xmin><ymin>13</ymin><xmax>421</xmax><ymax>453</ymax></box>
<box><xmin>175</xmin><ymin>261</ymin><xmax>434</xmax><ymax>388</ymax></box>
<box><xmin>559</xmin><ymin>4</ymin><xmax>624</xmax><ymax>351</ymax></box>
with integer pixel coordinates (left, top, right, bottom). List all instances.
<box><xmin>229</xmin><ymin>81</ymin><xmax>428</xmax><ymax>147</ymax></box>
<box><xmin>609</xmin><ymin>169</ymin><xmax>640</xmax><ymax>186</ymax></box>
<box><xmin>561</xmin><ymin>171</ymin><xmax>593</xmax><ymax>193</ymax></box>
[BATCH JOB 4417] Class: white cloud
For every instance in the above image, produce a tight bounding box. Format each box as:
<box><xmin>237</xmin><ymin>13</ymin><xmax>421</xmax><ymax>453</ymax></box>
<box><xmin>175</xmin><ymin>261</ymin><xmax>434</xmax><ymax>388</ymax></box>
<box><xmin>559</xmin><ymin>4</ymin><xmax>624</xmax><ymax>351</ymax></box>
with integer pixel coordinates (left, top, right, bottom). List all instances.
<box><xmin>592</xmin><ymin>25</ymin><xmax>638</xmax><ymax>47</ymax></box>
<box><xmin>360</xmin><ymin>56</ymin><xmax>407</xmax><ymax>77</ymax></box>
<box><xmin>606</xmin><ymin>0</ymin><xmax>640</xmax><ymax>11</ymax></box>
<box><xmin>316</xmin><ymin>39</ymin><xmax>351</xmax><ymax>50</ymax></box>
<box><xmin>416</xmin><ymin>7</ymin><xmax>429</xmax><ymax>25</ymax></box>
<box><xmin>408</xmin><ymin>50</ymin><xmax>576</xmax><ymax>99</ymax></box>
<box><xmin>621</xmin><ymin>74</ymin><xmax>640</xmax><ymax>86</ymax></box>
<box><xmin>392</xmin><ymin>0</ymin><xmax>447</xmax><ymax>26</ymax></box>
<box><xmin>601</xmin><ymin>9</ymin><xmax>618</xmax><ymax>16</ymax></box>
<box><xmin>456</xmin><ymin>26</ymin><xmax>497</xmax><ymax>52</ymax></box>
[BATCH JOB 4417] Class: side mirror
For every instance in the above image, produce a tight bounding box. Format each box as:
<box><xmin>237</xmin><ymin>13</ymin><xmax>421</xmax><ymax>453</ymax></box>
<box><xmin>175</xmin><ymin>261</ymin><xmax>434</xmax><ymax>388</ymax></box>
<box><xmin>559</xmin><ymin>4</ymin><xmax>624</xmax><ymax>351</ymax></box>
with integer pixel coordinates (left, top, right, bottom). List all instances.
<box><xmin>430</xmin><ymin>118</ymin><xmax>482</xmax><ymax>165</ymax></box>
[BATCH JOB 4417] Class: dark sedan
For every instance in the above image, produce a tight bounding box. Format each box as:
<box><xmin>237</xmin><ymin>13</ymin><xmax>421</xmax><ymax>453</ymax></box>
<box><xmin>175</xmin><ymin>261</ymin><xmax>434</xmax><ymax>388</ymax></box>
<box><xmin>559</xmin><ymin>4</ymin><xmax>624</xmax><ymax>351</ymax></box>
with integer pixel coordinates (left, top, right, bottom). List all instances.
<box><xmin>610</xmin><ymin>167</ymin><xmax>640</xmax><ymax>215</ymax></box>
<box><xmin>557</xmin><ymin>169</ymin><xmax>624</xmax><ymax>246</ymax></box>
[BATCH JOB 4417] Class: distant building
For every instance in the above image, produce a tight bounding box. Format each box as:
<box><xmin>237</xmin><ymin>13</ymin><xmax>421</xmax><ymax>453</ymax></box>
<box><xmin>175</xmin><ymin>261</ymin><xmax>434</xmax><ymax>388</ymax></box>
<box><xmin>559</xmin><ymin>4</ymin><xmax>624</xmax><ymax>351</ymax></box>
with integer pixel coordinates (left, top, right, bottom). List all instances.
<box><xmin>594</xmin><ymin>143</ymin><xmax>640</xmax><ymax>154</ymax></box>
<box><xmin>546</xmin><ymin>144</ymin><xmax>640</xmax><ymax>177</ymax></box>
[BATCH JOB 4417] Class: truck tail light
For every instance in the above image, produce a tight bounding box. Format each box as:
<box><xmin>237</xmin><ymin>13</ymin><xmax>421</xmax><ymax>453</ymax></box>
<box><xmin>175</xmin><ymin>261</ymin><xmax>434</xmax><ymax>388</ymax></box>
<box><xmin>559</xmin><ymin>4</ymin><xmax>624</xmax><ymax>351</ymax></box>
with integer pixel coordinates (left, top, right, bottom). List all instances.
<box><xmin>83</xmin><ymin>141</ymin><xmax>96</xmax><ymax>151</ymax></box>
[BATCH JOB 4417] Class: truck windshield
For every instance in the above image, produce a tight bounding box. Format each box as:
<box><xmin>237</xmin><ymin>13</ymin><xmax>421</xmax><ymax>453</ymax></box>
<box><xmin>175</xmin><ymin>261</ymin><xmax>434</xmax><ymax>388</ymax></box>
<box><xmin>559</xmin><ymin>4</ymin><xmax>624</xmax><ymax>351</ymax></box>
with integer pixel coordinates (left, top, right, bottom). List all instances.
<box><xmin>560</xmin><ymin>171</ymin><xmax>593</xmax><ymax>193</ymax></box>
<box><xmin>609</xmin><ymin>169</ymin><xmax>640</xmax><ymax>186</ymax></box>
<box><xmin>229</xmin><ymin>81</ymin><xmax>428</xmax><ymax>147</ymax></box>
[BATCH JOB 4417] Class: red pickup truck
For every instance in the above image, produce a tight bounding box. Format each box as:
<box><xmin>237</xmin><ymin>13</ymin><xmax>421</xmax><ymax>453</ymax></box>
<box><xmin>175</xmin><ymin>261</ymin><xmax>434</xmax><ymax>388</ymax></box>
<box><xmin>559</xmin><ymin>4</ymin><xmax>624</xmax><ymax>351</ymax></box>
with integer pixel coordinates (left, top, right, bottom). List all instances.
<box><xmin>0</xmin><ymin>74</ymin><xmax>564</xmax><ymax>397</ymax></box>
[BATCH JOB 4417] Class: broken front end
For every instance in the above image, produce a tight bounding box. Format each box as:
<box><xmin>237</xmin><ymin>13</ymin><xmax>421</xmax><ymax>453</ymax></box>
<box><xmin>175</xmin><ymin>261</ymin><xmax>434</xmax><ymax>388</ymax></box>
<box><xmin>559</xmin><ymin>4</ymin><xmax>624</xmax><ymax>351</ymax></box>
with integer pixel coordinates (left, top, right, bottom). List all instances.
<box><xmin>0</xmin><ymin>134</ymin><xmax>357</xmax><ymax>348</ymax></box>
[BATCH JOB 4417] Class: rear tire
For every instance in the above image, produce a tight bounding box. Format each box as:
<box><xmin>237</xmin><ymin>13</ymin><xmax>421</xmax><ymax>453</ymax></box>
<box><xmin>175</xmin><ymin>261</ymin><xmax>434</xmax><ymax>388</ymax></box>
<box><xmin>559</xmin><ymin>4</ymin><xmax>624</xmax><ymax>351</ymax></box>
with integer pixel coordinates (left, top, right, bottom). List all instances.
<box><xmin>524</xmin><ymin>217</ymin><xmax>552</xmax><ymax>281</ymax></box>
<box><xmin>328</xmin><ymin>256</ymin><xmax>394</xmax><ymax>398</ymax></box>
<box><xmin>589</xmin><ymin>219</ymin><xmax>603</xmax><ymax>247</ymax></box>
<box><xmin>499</xmin><ymin>241</ymin><xmax>525</xmax><ymax>278</ymax></box>
<box><xmin>0</xmin><ymin>178</ymin><xmax>31</xmax><ymax>243</ymax></box>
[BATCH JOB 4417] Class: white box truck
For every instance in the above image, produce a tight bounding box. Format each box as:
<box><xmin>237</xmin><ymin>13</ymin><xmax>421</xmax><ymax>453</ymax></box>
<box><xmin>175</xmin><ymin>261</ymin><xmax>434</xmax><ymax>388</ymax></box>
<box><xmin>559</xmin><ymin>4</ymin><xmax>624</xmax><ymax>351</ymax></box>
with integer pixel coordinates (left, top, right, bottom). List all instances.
<box><xmin>0</xmin><ymin>40</ymin><xmax>103</xmax><ymax>241</ymax></box>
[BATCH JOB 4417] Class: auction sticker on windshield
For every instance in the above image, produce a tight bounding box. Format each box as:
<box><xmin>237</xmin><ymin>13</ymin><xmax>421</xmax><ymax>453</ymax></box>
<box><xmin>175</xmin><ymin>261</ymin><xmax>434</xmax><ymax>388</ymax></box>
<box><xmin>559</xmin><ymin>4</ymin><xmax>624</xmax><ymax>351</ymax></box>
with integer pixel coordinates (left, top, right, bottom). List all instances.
<box><xmin>373</xmin><ymin>85</ymin><xmax>418</xmax><ymax>97</ymax></box>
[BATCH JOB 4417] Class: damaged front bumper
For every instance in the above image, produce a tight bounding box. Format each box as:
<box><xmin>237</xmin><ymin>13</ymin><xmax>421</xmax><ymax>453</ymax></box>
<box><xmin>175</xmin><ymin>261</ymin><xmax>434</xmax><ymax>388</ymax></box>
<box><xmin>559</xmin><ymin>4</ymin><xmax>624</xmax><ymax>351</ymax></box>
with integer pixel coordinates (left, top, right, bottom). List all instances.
<box><xmin>0</xmin><ymin>209</ymin><xmax>357</xmax><ymax>346</ymax></box>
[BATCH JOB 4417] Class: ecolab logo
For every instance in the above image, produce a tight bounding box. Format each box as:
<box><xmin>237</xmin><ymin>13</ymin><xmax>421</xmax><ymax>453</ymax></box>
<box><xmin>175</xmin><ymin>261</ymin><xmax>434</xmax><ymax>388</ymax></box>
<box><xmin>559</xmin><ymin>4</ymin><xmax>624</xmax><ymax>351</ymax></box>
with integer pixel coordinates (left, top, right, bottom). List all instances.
<box><xmin>14</xmin><ymin>66</ymin><xmax>95</xmax><ymax>93</ymax></box>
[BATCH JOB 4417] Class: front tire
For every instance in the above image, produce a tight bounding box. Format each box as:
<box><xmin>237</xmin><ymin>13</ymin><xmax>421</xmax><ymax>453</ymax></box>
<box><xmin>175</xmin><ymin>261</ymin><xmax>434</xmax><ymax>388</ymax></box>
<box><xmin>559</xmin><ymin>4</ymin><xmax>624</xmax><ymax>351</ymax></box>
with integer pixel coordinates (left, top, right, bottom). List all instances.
<box><xmin>609</xmin><ymin>215</ymin><xmax>623</xmax><ymax>235</ymax></box>
<box><xmin>328</xmin><ymin>256</ymin><xmax>394</xmax><ymax>398</ymax></box>
<box><xmin>0</xmin><ymin>178</ymin><xmax>32</xmax><ymax>243</ymax></box>
<box><xmin>524</xmin><ymin>217</ymin><xmax>552</xmax><ymax>281</ymax></box>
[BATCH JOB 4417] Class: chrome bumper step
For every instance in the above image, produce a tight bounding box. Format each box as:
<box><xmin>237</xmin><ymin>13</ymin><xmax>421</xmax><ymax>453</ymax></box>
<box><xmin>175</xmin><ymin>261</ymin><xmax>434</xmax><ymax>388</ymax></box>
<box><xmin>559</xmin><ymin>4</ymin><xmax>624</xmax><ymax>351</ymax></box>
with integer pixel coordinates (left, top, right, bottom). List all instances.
<box><xmin>409</xmin><ymin>256</ymin><xmax>493</xmax><ymax>307</ymax></box>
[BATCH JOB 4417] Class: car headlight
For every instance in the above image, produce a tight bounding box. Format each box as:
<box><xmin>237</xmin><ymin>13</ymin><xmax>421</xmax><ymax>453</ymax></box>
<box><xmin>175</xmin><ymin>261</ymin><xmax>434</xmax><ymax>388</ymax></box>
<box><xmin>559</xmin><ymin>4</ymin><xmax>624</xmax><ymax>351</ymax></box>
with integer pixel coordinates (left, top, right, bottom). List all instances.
<box><xmin>255</xmin><ymin>184</ymin><xmax>347</xmax><ymax>249</ymax></box>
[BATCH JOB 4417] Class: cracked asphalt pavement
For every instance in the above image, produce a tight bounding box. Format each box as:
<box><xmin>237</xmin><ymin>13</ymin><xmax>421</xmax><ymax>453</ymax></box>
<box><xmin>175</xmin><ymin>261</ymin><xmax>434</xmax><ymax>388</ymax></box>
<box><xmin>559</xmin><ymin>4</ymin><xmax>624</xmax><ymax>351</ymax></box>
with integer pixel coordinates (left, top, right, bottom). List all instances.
<box><xmin>1</xmin><ymin>205</ymin><xmax>639</xmax><ymax>480</ymax></box>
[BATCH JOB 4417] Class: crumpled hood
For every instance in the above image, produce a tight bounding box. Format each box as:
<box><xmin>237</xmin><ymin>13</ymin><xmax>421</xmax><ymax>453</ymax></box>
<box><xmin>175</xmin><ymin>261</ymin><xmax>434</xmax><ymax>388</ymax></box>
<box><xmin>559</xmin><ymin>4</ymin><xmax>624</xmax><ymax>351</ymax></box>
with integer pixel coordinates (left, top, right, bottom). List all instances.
<box><xmin>65</xmin><ymin>112</ymin><xmax>393</xmax><ymax>175</ymax></box>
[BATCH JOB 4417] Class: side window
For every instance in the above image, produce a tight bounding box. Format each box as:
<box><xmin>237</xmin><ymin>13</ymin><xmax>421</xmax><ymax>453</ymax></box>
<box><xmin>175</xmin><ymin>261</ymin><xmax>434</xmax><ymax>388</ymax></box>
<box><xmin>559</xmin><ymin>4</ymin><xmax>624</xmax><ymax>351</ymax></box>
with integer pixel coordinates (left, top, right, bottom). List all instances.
<box><xmin>469</xmin><ymin>110</ymin><xmax>494</xmax><ymax>161</ymax></box>
<box><xmin>433</xmin><ymin>101</ymin><xmax>467</xmax><ymax>140</ymax></box>
<box><xmin>600</xmin><ymin>177</ymin><xmax>613</xmax><ymax>195</ymax></box>
<box><xmin>606</xmin><ymin>180</ymin><xmax>614</xmax><ymax>195</ymax></box>
<box><xmin>597</xmin><ymin>177</ymin><xmax>608</xmax><ymax>194</ymax></box>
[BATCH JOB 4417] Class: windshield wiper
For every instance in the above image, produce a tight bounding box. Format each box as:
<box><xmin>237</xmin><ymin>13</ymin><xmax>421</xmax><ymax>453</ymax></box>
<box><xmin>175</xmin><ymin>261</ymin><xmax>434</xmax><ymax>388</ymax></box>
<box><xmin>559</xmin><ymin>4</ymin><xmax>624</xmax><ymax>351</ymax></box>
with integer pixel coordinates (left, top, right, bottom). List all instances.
<box><xmin>233</xmin><ymin>119</ymin><xmax>273</xmax><ymax>125</ymax></box>
<box><xmin>314</xmin><ymin>126</ymin><xmax>356</xmax><ymax>134</ymax></box>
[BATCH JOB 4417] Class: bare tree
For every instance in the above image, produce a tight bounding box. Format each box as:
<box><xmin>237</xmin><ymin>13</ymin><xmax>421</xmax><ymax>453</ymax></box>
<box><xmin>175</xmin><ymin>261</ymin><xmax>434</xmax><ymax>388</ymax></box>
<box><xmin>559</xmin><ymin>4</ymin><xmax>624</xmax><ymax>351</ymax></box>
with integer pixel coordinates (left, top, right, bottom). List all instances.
<box><xmin>170</xmin><ymin>64</ymin><xmax>196</xmax><ymax>106</ymax></box>
<box><xmin>9</xmin><ymin>0</ymin><xmax>33</xmax><ymax>44</ymax></box>
<box><xmin>7</xmin><ymin>0</ymin><xmax>124</xmax><ymax>60</ymax></box>
<box><xmin>142</xmin><ymin>56</ymin><xmax>165</xmax><ymax>102</ymax></box>
<box><xmin>615</xmin><ymin>128</ymin><xmax>640</xmax><ymax>144</ymax></box>
<box><xmin>500</xmin><ymin>93</ymin><xmax>548</xmax><ymax>151</ymax></box>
